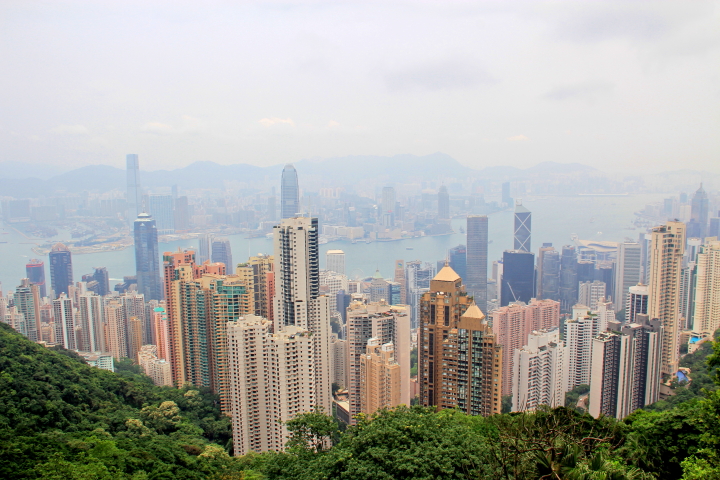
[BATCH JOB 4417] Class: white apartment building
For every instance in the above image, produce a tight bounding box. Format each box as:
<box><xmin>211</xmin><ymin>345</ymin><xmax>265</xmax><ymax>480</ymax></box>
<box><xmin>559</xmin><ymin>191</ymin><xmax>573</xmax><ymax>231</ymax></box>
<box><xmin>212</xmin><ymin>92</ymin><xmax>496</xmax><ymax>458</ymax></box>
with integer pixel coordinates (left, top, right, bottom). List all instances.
<box><xmin>512</xmin><ymin>328</ymin><xmax>566</xmax><ymax>412</ymax></box>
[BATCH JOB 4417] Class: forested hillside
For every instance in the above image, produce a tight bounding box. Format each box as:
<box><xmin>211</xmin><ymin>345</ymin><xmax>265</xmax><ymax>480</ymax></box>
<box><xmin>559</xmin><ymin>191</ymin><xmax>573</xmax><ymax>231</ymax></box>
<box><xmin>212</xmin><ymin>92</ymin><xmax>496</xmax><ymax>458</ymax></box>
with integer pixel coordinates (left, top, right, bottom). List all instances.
<box><xmin>2</xmin><ymin>322</ymin><xmax>720</xmax><ymax>479</ymax></box>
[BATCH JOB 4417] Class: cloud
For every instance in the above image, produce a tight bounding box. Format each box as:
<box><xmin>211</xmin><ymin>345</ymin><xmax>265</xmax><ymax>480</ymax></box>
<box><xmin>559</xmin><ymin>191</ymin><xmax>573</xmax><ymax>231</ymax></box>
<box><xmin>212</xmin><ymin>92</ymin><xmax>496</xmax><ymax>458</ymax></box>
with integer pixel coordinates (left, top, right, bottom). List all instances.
<box><xmin>259</xmin><ymin>117</ymin><xmax>295</xmax><ymax>127</ymax></box>
<box><xmin>507</xmin><ymin>135</ymin><xmax>530</xmax><ymax>142</ymax></box>
<box><xmin>327</xmin><ymin>120</ymin><xmax>340</xmax><ymax>128</ymax></box>
<box><xmin>385</xmin><ymin>59</ymin><xmax>494</xmax><ymax>92</ymax></box>
<box><xmin>50</xmin><ymin>124</ymin><xmax>89</xmax><ymax>135</ymax></box>
<box><xmin>141</xmin><ymin>122</ymin><xmax>174</xmax><ymax>135</ymax></box>
<box><xmin>544</xmin><ymin>81</ymin><xmax>615</xmax><ymax>101</ymax></box>
<box><xmin>554</xmin><ymin>7</ymin><xmax>670</xmax><ymax>43</ymax></box>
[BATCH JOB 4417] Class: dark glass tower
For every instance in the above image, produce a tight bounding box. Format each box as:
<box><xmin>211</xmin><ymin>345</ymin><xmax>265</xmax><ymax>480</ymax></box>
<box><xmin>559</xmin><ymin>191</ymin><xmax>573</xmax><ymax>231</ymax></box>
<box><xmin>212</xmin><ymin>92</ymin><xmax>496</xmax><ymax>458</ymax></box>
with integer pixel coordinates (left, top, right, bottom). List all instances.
<box><xmin>500</xmin><ymin>250</ymin><xmax>535</xmax><ymax>306</ymax></box>
<box><xmin>559</xmin><ymin>245</ymin><xmax>579</xmax><ymax>312</ymax></box>
<box><xmin>438</xmin><ymin>185</ymin><xmax>450</xmax><ymax>219</ymax></box>
<box><xmin>26</xmin><ymin>258</ymin><xmax>46</xmax><ymax>298</ymax></box>
<box><xmin>513</xmin><ymin>201</ymin><xmax>531</xmax><ymax>252</ymax></box>
<box><xmin>541</xmin><ymin>250</ymin><xmax>561</xmax><ymax>301</ymax></box>
<box><xmin>281</xmin><ymin>164</ymin><xmax>300</xmax><ymax>219</ymax></box>
<box><xmin>92</xmin><ymin>267</ymin><xmax>110</xmax><ymax>296</ymax></box>
<box><xmin>49</xmin><ymin>243</ymin><xmax>73</xmax><ymax>297</ymax></box>
<box><xmin>448</xmin><ymin>244</ymin><xmax>467</xmax><ymax>281</ymax></box>
<box><xmin>211</xmin><ymin>238</ymin><xmax>233</xmax><ymax>271</ymax></box>
<box><xmin>466</xmin><ymin>215</ymin><xmax>488</xmax><ymax>312</ymax></box>
<box><xmin>134</xmin><ymin>212</ymin><xmax>162</xmax><ymax>301</ymax></box>
<box><xmin>126</xmin><ymin>154</ymin><xmax>141</xmax><ymax>223</ymax></box>
<box><xmin>688</xmin><ymin>184</ymin><xmax>709</xmax><ymax>238</ymax></box>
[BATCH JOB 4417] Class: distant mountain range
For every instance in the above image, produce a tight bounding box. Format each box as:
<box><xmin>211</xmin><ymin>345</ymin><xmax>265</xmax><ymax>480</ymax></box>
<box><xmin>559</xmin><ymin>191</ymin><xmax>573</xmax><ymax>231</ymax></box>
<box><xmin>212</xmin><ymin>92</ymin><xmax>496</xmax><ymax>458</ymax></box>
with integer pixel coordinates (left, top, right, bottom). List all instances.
<box><xmin>0</xmin><ymin>153</ymin><xmax>712</xmax><ymax>198</ymax></box>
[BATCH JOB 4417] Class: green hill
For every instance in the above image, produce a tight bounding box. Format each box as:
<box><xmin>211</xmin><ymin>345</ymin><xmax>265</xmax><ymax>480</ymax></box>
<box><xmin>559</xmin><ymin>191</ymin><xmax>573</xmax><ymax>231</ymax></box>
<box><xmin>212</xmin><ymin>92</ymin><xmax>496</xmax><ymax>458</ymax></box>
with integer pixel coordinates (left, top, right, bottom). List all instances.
<box><xmin>2</xmin><ymin>321</ymin><xmax>720</xmax><ymax>479</ymax></box>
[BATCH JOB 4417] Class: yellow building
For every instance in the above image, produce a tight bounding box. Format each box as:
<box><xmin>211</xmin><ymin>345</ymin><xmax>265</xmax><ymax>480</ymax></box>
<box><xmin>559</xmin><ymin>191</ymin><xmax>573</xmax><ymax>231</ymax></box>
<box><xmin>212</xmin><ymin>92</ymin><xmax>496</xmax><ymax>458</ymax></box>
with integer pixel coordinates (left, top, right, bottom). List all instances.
<box><xmin>359</xmin><ymin>339</ymin><xmax>401</xmax><ymax>416</ymax></box>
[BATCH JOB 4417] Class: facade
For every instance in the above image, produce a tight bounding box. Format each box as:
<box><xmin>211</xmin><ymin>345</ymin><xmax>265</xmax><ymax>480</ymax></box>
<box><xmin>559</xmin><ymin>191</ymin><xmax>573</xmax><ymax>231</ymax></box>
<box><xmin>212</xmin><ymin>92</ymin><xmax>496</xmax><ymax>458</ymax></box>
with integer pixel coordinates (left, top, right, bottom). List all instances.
<box><xmin>688</xmin><ymin>184</ymin><xmax>709</xmax><ymax>239</ymax></box>
<box><xmin>405</xmin><ymin>261</ymin><xmax>435</xmax><ymax>328</ymax></box>
<box><xmin>280</xmin><ymin>164</ymin><xmax>300</xmax><ymax>219</ymax></box>
<box><xmin>227</xmin><ymin>318</ymin><xmax>316</xmax><ymax>455</ymax></box>
<box><xmin>511</xmin><ymin>328</ymin><xmax>566</xmax><ymax>412</ymax></box>
<box><xmin>197</xmin><ymin>234</ymin><xmax>212</xmax><ymax>265</ymax></box>
<box><xmin>559</xmin><ymin>246</ymin><xmax>578</xmax><ymax>312</ymax></box>
<box><xmin>500</xmin><ymin>250</ymin><xmax>535</xmax><ymax>306</ymax></box>
<box><xmin>693</xmin><ymin>240</ymin><xmax>720</xmax><ymax>336</ymax></box>
<box><xmin>331</xmin><ymin>334</ymin><xmax>348</xmax><ymax>388</ymax></box>
<box><xmin>513</xmin><ymin>201</ymin><xmax>531</xmax><ymax>252</ymax></box>
<box><xmin>49</xmin><ymin>243</ymin><xmax>73</xmax><ymax>297</ymax></box>
<box><xmin>448</xmin><ymin>244</ymin><xmax>467</xmax><ymax>281</ymax></box>
<box><xmin>626</xmin><ymin>284</ymin><xmax>649</xmax><ymax>324</ymax></box>
<box><xmin>466</xmin><ymin>216</ymin><xmax>488</xmax><ymax>312</ymax></box>
<box><xmin>25</xmin><ymin>259</ymin><xmax>46</xmax><ymax>298</ymax></box>
<box><xmin>490</xmin><ymin>298</ymin><xmax>561</xmax><ymax>396</ymax></box>
<box><xmin>541</xmin><ymin>249</ymin><xmax>561</xmax><ymax>301</ymax></box>
<box><xmin>536</xmin><ymin>244</ymin><xmax>555</xmax><ymax>299</ymax></box>
<box><xmin>346</xmin><ymin>301</ymin><xmax>411</xmax><ymax>421</ymax></box>
<box><xmin>273</xmin><ymin>216</ymin><xmax>332</xmax><ymax>414</ymax></box>
<box><xmin>104</xmin><ymin>299</ymin><xmax>127</xmax><ymax>359</ymax></box>
<box><xmin>326</xmin><ymin>249</ymin><xmax>346</xmax><ymax>274</ymax></box>
<box><xmin>589</xmin><ymin>315</ymin><xmax>663</xmax><ymax>419</ymax></box>
<box><xmin>437</xmin><ymin>185</ymin><xmax>450</xmax><ymax>219</ymax></box>
<box><xmin>360</xmin><ymin>339</ymin><xmax>401</xmax><ymax>416</ymax></box>
<box><xmin>126</xmin><ymin>154</ymin><xmax>142</xmax><ymax>223</ymax></box>
<box><xmin>53</xmin><ymin>293</ymin><xmax>75</xmax><ymax>350</ymax></box>
<box><xmin>647</xmin><ymin>221</ymin><xmax>685</xmax><ymax>375</ymax></box>
<box><xmin>420</xmin><ymin>266</ymin><xmax>502</xmax><ymax>416</ymax></box>
<box><xmin>138</xmin><ymin>345</ymin><xmax>174</xmax><ymax>386</ymax></box>
<box><xmin>147</xmin><ymin>194</ymin><xmax>175</xmax><ymax>234</ymax></box>
<box><xmin>14</xmin><ymin>279</ymin><xmax>41</xmax><ymax>343</ymax></box>
<box><xmin>380</xmin><ymin>186</ymin><xmax>396</xmax><ymax>227</ymax></box>
<box><xmin>578</xmin><ymin>280</ymin><xmax>606</xmax><ymax>310</ymax></box>
<box><xmin>564</xmin><ymin>304</ymin><xmax>614</xmax><ymax>390</ymax></box>
<box><xmin>614</xmin><ymin>243</ymin><xmax>642</xmax><ymax>311</ymax></box>
<box><xmin>134</xmin><ymin>213</ymin><xmax>163</xmax><ymax>301</ymax></box>
<box><xmin>394</xmin><ymin>260</ymin><xmax>406</xmax><ymax>304</ymax></box>
<box><xmin>211</xmin><ymin>238</ymin><xmax>233</xmax><ymax>271</ymax></box>
<box><xmin>77</xmin><ymin>293</ymin><xmax>104</xmax><ymax>353</ymax></box>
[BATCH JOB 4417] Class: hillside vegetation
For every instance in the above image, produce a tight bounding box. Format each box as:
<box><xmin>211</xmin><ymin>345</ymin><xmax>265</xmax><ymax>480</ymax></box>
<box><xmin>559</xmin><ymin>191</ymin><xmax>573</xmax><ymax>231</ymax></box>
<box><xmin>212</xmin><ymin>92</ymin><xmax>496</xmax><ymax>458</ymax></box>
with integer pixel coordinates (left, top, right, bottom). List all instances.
<box><xmin>2</xmin><ymin>322</ymin><xmax>720</xmax><ymax>479</ymax></box>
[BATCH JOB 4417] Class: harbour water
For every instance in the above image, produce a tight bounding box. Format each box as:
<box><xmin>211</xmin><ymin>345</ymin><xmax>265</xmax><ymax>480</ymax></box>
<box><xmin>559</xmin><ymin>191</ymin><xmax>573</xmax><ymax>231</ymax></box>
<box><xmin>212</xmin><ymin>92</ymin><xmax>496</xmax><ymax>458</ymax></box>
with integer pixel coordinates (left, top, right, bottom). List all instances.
<box><xmin>0</xmin><ymin>194</ymin><xmax>665</xmax><ymax>289</ymax></box>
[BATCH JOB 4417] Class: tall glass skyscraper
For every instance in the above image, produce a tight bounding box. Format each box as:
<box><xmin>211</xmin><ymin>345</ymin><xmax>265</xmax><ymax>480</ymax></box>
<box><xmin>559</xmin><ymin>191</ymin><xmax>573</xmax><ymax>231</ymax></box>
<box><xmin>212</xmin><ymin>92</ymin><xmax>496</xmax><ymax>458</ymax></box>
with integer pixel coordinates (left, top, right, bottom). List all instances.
<box><xmin>148</xmin><ymin>194</ymin><xmax>175</xmax><ymax>235</ymax></box>
<box><xmin>466</xmin><ymin>215</ymin><xmax>488</xmax><ymax>312</ymax></box>
<box><xmin>689</xmin><ymin>184</ymin><xmax>709</xmax><ymax>239</ymax></box>
<box><xmin>437</xmin><ymin>185</ymin><xmax>449</xmax><ymax>219</ymax></box>
<box><xmin>134</xmin><ymin>212</ymin><xmax>162</xmax><ymax>301</ymax></box>
<box><xmin>126</xmin><ymin>154</ymin><xmax>141</xmax><ymax>223</ymax></box>
<box><xmin>211</xmin><ymin>238</ymin><xmax>233</xmax><ymax>272</ymax></box>
<box><xmin>25</xmin><ymin>258</ymin><xmax>46</xmax><ymax>298</ymax></box>
<box><xmin>49</xmin><ymin>243</ymin><xmax>73</xmax><ymax>297</ymax></box>
<box><xmin>281</xmin><ymin>164</ymin><xmax>300</xmax><ymax>219</ymax></box>
<box><xmin>513</xmin><ymin>201</ymin><xmax>531</xmax><ymax>253</ymax></box>
<box><xmin>500</xmin><ymin>250</ymin><xmax>535</xmax><ymax>306</ymax></box>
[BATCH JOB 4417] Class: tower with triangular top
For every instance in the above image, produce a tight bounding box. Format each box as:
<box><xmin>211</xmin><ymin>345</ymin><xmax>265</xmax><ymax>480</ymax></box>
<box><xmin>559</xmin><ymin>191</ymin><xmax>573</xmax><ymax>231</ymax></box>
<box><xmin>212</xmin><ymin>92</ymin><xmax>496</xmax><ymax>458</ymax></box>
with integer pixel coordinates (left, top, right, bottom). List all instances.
<box><xmin>419</xmin><ymin>263</ymin><xmax>503</xmax><ymax>416</ymax></box>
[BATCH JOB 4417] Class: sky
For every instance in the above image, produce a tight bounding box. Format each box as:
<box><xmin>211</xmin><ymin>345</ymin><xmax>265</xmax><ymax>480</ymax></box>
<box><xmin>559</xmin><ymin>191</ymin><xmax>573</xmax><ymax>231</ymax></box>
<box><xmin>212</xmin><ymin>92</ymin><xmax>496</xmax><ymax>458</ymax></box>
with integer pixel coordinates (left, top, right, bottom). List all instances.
<box><xmin>0</xmin><ymin>0</ymin><xmax>718</xmax><ymax>173</ymax></box>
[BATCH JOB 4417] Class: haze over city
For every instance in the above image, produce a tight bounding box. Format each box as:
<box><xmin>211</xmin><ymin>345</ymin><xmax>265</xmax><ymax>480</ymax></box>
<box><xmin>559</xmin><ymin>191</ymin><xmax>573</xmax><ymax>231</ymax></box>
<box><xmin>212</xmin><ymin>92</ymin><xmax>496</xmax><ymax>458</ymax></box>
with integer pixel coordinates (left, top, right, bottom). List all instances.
<box><xmin>2</xmin><ymin>2</ymin><xmax>720</xmax><ymax>480</ymax></box>
<box><xmin>1</xmin><ymin>1</ymin><xmax>719</xmax><ymax>173</ymax></box>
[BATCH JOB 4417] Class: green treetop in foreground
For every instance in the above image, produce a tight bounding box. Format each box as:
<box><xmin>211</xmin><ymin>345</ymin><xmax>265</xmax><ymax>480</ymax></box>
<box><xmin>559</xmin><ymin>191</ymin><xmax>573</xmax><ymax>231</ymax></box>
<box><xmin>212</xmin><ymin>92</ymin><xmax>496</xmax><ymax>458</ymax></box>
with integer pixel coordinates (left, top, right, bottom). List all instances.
<box><xmin>2</xmin><ymin>322</ymin><xmax>720</xmax><ymax>479</ymax></box>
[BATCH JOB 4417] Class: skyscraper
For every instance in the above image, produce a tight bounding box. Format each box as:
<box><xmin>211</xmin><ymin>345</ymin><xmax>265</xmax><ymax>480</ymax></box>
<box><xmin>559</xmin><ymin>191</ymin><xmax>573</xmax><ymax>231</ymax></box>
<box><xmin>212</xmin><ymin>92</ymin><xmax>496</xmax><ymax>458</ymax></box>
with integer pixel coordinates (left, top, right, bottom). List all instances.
<box><xmin>614</xmin><ymin>243</ymin><xmax>642</xmax><ymax>312</ymax></box>
<box><xmin>688</xmin><ymin>184</ymin><xmax>709</xmax><ymax>239</ymax></box>
<box><xmin>647</xmin><ymin>221</ymin><xmax>685</xmax><ymax>375</ymax></box>
<box><xmin>448</xmin><ymin>244</ymin><xmax>467</xmax><ymax>281</ymax></box>
<box><xmin>500</xmin><ymin>250</ymin><xmax>535</xmax><ymax>306</ymax></box>
<box><xmin>281</xmin><ymin>164</ymin><xmax>300</xmax><ymax>219</ymax></box>
<box><xmin>360</xmin><ymin>339</ymin><xmax>401</xmax><ymax>416</ymax></box>
<box><xmin>15</xmin><ymin>278</ymin><xmax>41</xmax><ymax>342</ymax></box>
<box><xmin>126</xmin><ymin>154</ymin><xmax>142</xmax><ymax>223</ymax></box>
<box><xmin>197</xmin><ymin>234</ymin><xmax>212</xmax><ymax>264</ymax></box>
<box><xmin>501</xmin><ymin>181</ymin><xmax>512</xmax><ymax>206</ymax></box>
<box><xmin>536</xmin><ymin>243</ymin><xmax>555</xmax><ymax>299</ymax></box>
<box><xmin>541</xmin><ymin>249</ymin><xmax>561</xmax><ymax>301</ymax></box>
<box><xmin>53</xmin><ymin>293</ymin><xmax>75</xmax><ymax>351</ymax></box>
<box><xmin>437</xmin><ymin>185</ymin><xmax>450</xmax><ymax>219</ymax></box>
<box><xmin>394</xmin><ymin>260</ymin><xmax>406</xmax><ymax>304</ymax></box>
<box><xmin>578</xmin><ymin>280</ymin><xmax>606</xmax><ymax>310</ymax></box>
<box><xmin>626</xmin><ymin>284</ymin><xmax>649</xmax><ymax>324</ymax></box>
<box><xmin>134</xmin><ymin>213</ymin><xmax>162</xmax><ymax>301</ymax></box>
<box><xmin>559</xmin><ymin>246</ymin><xmax>578</xmax><ymax>312</ymax></box>
<box><xmin>211</xmin><ymin>238</ymin><xmax>233</xmax><ymax>271</ymax></box>
<box><xmin>148</xmin><ymin>194</ymin><xmax>175</xmax><ymax>235</ymax></box>
<box><xmin>49</xmin><ymin>243</ymin><xmax>73</xmax><ymax>298</ymax></box>
<box><xmin>512</xmin><ymin>328</ymin><xmax>566</xmax><ymax>412</ymax></box>
<box><xmin>513</xmin><ymin>201</ymin><xmax>531</xmax><ymax>252</ymax></box>
<box><xmin>273</xmin><ymin>216</ymin><xmax>332</xmax><ymax>414</ymax></box>
<box><xmin>490</xmin><ymin>298</ymin><xmax>561</xmax><ymax>396</ymax></box>
<box><xmin>466</xmin><ymin>215</ymin><xmax>488</xmax><ymax>312</ymax></box>
<box><xmin>227</xmin><ymin>317</ymin><xmax>316</xmax><ymax>455</ymax></box>
<box><xmin>419</xmin><ymin>266</ymin><xmax>502</xmax><ymax>416</ymax></box>
<box><xmin>589</xmin><ymin>315</ymin><xmax>663</xmax><ymax>419</ymax></box>
<box><xmin>692</xmin><ymin>239</ymin><xmax>720</xmax><ymax>336</ymax></box>
<box><xmin>564</xmin><ymin>305</ymin><xmax>613</xmax><ymax>390</ymax></box>
<box><xmin>380</xmin><ymin>186</ymin><xmax>396</xmax><ymax>227</ymax></box>
<box><xmin>326</xmin><ymin>249</ymin><xmax>346</xmax><ymax>274</ymax></box>
<box><xmin>25</xmin><ymin>259</ymin><xmax>46</xmax><ymax>298</ymax></box>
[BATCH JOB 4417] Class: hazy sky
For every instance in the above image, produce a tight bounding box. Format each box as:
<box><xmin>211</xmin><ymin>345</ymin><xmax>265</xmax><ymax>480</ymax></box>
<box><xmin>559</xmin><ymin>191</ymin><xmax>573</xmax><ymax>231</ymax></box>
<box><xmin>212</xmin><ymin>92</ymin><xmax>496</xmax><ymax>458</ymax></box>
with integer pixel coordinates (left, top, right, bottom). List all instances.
<box><xmin>1</xmin><ymin>1</ymin><xmax>718</xmax><ymax>173</ymax></box>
